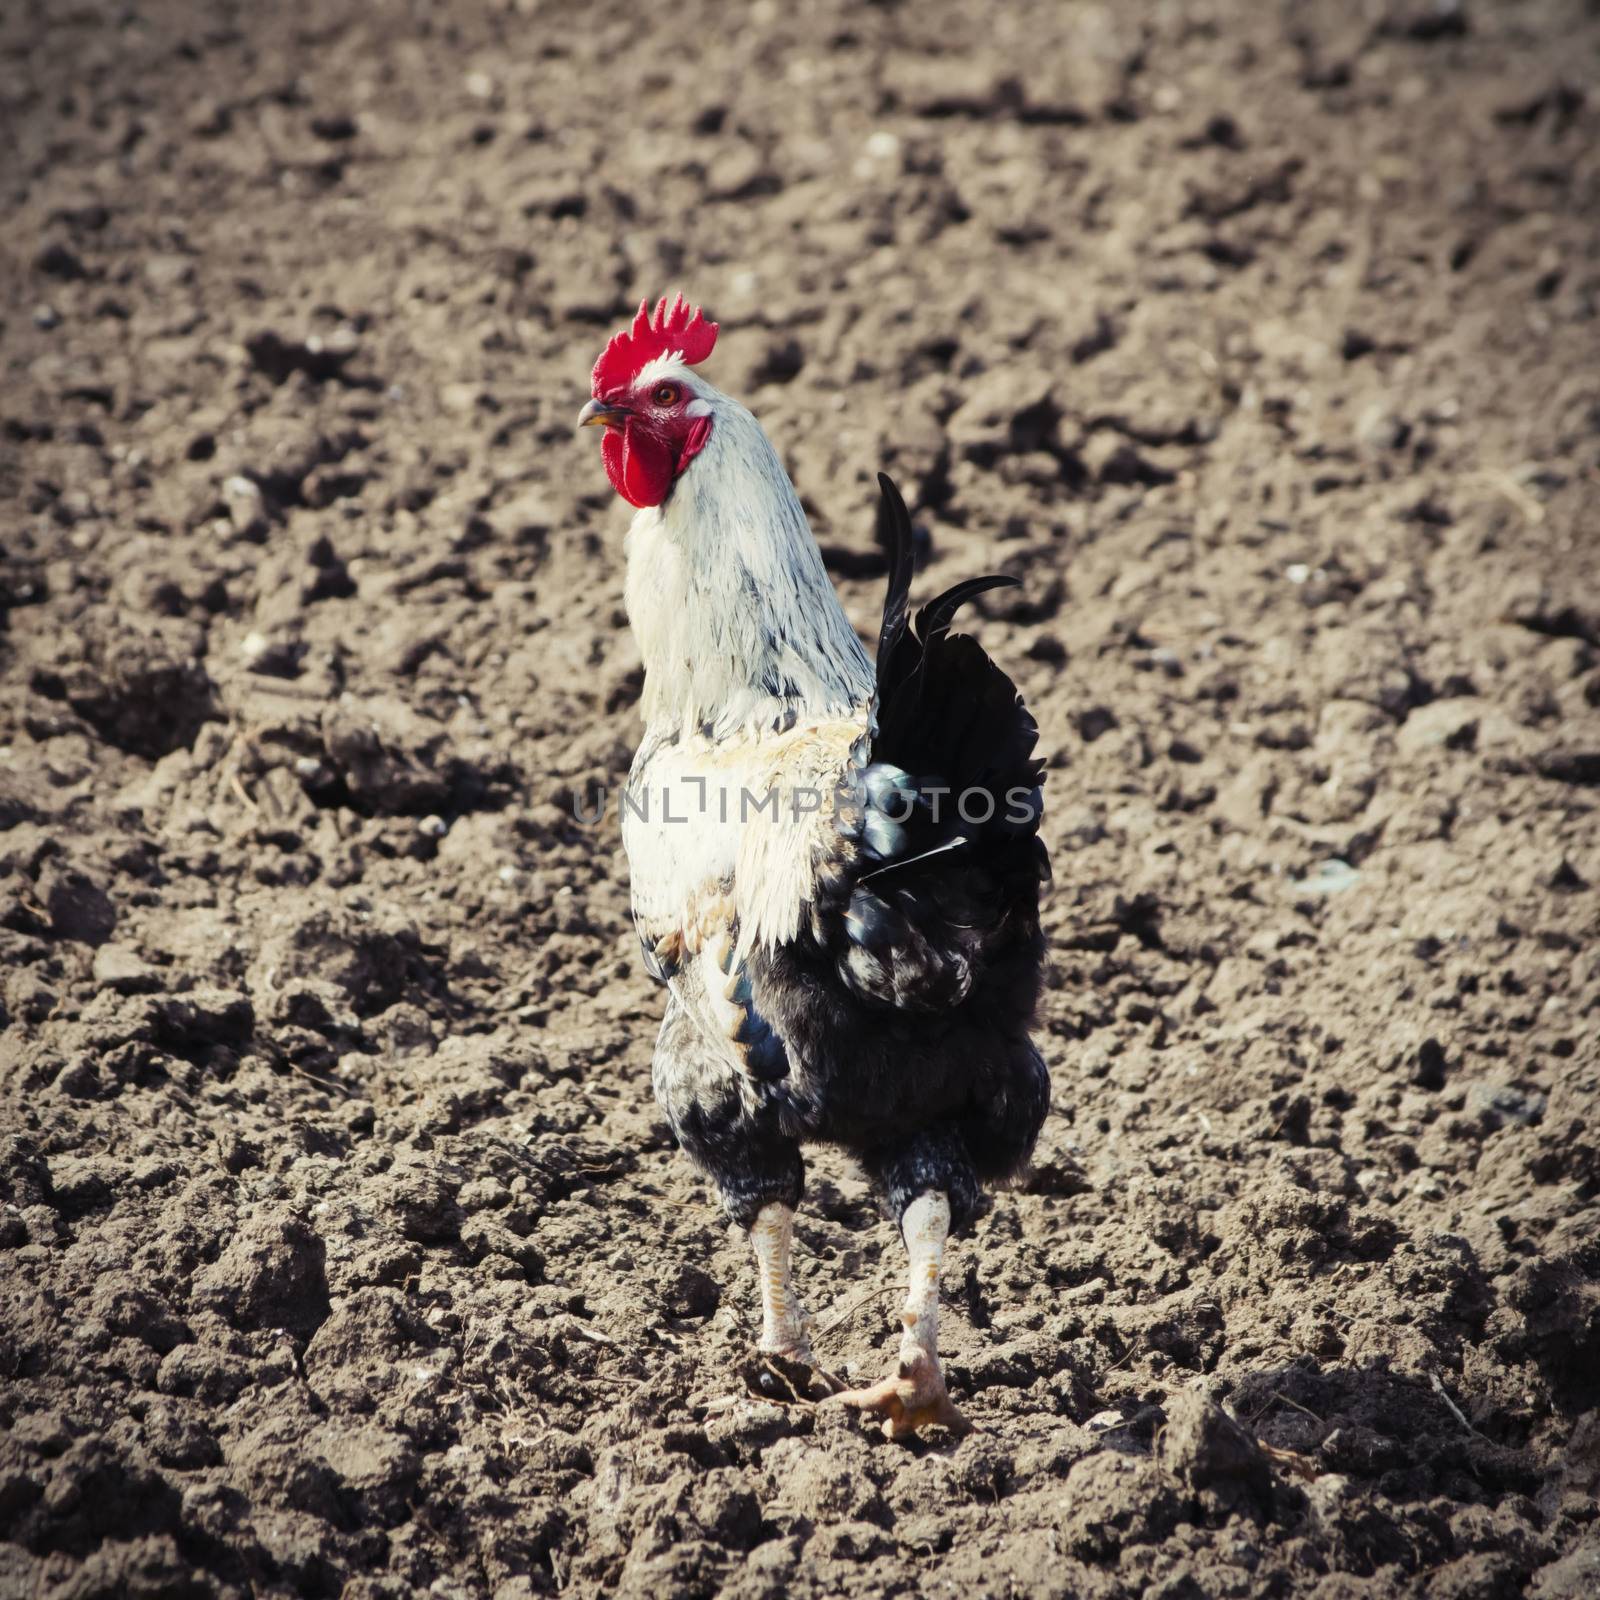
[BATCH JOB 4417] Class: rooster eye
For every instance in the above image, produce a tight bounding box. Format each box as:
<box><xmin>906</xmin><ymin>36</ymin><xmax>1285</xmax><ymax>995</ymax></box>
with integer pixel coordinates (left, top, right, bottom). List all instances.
<box><xmin>652</xmin><ymin>383</ymin><xmax>680</xmax><ymax>406</ymax></box>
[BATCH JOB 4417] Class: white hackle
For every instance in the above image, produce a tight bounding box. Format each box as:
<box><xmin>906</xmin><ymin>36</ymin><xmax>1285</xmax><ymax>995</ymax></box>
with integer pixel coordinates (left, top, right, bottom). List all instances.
<box><xmin>622</xmin><ymin>358</ymin><xmax>874</xmax><ymax>743</ymax></box>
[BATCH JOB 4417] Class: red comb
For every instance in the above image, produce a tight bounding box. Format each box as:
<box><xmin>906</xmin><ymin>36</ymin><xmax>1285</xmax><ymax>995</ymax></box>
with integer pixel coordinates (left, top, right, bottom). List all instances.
<box><xmin>592</xmin><ymin>294</ymin><xmax>719</xmax><ymax>397</ymax></box>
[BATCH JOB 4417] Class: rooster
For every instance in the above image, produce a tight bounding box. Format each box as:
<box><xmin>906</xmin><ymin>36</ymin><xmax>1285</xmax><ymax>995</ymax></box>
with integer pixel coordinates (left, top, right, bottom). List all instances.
<box><xmin>577</xmin><ymin>295</ymin><xmax>1050</xmax><ymax>1437</ymax></box>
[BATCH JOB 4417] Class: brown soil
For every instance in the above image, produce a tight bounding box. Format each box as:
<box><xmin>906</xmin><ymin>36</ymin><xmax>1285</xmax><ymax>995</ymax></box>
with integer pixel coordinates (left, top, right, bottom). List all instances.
<box><xmin>3</xmin><ymin>1</ymin><xmax>1599</xmax><ymax>1596</ymax></box>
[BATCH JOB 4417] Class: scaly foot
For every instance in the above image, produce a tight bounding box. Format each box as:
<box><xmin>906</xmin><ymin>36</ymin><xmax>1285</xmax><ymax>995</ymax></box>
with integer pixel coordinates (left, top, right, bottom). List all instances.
<box><xmin>829</xmin><ymin>1347</ymin><xmax>971</xmax><ymax>1440</ymax></box>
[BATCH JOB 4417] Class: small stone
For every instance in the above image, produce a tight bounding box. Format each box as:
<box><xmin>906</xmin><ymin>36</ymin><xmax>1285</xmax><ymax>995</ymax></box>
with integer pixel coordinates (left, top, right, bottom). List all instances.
<box><xmin>187</xmin><ymin>99</ymin><xmax>232</xmax><ymax>137</ymax></box>
<box><xmin>1398</xmin><ymin>700</ymin><xmax>1485</xmax><ymax>755</ymax></box>
<box><xmin>224</xmin><ymin>475</ymin><xmax>268</xmax><ymax>538</ymax></box>
<box><xmin>1291</xmin><ymin>859</ymin><xmax>1361</xmax><ymax>896</ymax></box>
<box><xmin>92</xmin><ymin>942</ymin><xmax>161</xmax><ymax>994</ymax></box>
<box><xmin>1355</xmin><ymin>404</ymin><xmax>1410</xmax><ymax>453</ymax></box>
<box><xmin>704</xmin><ymin>145</ymin><xmax>775</xmax><ymax>202</ymax></box>
<box><xmin>142</xmin><ymin>253</ymin><xmax>194</xmax><ymax>291</ymax></box>
<box><xmin>1464</xmin><ymin>1082</ymin><xmax>1546</xmax><ymax>1129</ymax></box>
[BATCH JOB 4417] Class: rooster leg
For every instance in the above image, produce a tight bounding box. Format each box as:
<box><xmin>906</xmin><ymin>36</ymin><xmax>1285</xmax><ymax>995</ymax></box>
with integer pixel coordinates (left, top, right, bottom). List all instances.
<box><xmin>750</xmin><ymin>1202</ymin><xmax>814</xmax><ymax>1362</ymax></box>
<box><xmin>829</xmin><ymin>1191</ymin><xmax>971</xmax><ymax>1439</ymax></box>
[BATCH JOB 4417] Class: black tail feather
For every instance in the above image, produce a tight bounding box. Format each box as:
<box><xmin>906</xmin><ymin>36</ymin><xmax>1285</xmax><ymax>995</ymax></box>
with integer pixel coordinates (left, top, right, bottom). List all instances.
<box><xmin>815</xmin><ymin>473</ymin><xmax>1049</xmax><ymax>1015</ymax></box>
<box><xmin>870</xmin><ymin>474</ymin><xmax>1042</xmax><ymax>825</ymax></box>
<box><xmin>916</xmin><ymin>574</ymin><xmax>1020</xmax><ymax>646</ymax></box>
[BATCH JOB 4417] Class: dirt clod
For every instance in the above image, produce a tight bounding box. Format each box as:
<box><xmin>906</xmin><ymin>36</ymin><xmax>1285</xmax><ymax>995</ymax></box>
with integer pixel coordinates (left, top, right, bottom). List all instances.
<box><xmin>3</xmin><ymin>1</ymin><xmax>1597</xmax><ymax>1597</ymax></box>
<box><xmin>191</xmin><ymin>1211</ymin><xmax>330</xmax><ymax>1336</ymax></box>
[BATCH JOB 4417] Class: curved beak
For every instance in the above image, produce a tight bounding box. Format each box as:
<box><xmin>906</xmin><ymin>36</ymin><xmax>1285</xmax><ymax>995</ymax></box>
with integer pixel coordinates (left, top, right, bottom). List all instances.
<box><xmin>577</xmin><ymin>398</ymin><xmax>628</xmax><ymax>431</ymax></box>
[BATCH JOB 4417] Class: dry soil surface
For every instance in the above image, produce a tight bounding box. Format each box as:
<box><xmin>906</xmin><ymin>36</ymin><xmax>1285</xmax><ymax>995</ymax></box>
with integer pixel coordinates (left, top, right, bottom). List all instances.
<box><xmin>3</xmin><ymin>1</ymin><xmax>1599</xmax><ymax>1597</ymax></box>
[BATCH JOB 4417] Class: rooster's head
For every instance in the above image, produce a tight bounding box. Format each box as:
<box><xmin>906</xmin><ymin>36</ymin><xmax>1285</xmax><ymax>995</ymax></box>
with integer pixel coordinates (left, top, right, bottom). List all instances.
<box><xmin>579</xmin><ymin>294</ymin><xmax>720</xmax><ymax>508</ymax></box>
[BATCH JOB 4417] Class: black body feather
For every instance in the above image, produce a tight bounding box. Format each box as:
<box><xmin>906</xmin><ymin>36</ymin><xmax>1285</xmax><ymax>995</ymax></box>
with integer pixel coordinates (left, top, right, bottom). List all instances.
<box><xmin>652</xmin><ymin>474</ymin><xmax>1050</xmax><ymax>1234</ymax></box>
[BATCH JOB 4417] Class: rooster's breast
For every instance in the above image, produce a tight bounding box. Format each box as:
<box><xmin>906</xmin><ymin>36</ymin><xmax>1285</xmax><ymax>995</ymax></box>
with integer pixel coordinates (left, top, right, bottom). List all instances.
<box><xmin>622</xmin><ymin>715</ymin><xmax>869</xmax><ymax>957</ymax></box>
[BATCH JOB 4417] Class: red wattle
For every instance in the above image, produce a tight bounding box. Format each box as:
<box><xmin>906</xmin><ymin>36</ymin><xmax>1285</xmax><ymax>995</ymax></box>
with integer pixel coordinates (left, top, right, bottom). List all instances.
<box><xmin>602</xmin><ymin>421</ymin><xmax>673</xmax><ymax>508</ymax></box>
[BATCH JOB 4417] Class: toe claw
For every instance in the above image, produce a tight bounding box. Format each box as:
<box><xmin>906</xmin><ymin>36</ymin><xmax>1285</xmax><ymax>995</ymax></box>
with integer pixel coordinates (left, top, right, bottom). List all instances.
<box><xmin>825</xmin><ymin>1351</ymin><xmax>972</xmax><ymax>1439</ymax></box>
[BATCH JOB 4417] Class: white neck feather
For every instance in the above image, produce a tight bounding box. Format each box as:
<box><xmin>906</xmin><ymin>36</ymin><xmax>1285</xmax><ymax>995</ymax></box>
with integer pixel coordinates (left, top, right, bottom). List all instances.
<box><xmin>623</xmin><ymin>387</ymin><xmax>874</xmax><ymax>741</ymax></box>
